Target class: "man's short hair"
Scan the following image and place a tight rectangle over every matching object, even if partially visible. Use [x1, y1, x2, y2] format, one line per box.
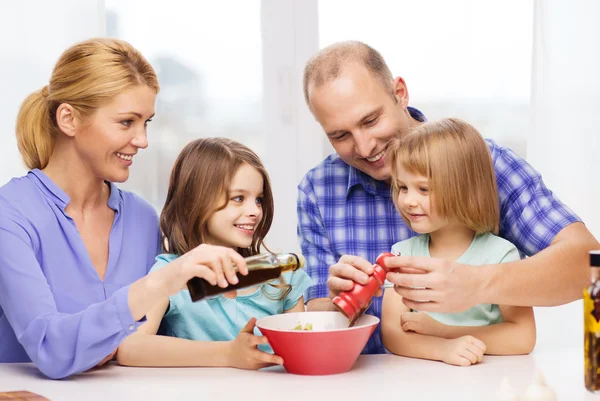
[303, 41, 396, 112]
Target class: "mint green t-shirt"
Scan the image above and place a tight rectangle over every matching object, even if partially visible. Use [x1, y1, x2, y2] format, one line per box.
[150, 253, 312, 352]
[390, 233, 521, 326]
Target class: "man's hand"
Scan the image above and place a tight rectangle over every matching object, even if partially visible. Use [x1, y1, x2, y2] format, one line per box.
[385, 255, 482, 313]
[327, 255, 382, 299]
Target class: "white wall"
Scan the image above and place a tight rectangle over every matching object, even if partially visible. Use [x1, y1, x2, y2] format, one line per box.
[529, 0, 600, 351]
[0, 1, 102, 186]
[261, 0, 324, 253]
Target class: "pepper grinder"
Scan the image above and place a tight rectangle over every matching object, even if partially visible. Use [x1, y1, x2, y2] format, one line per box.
[332, 252, 397, 326]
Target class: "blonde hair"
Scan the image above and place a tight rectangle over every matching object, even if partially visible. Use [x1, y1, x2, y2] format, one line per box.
[388, 118, 499, 234]
[303, 41, 395, 111]
[15, 38, 159, 170]
[161, 138, 290, 300]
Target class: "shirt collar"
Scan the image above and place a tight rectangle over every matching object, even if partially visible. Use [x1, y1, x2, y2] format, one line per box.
[29, 169, 121, 212]
[346, 106, 427, 197]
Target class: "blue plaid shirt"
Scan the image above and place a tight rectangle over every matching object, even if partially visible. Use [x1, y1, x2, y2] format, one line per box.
[297, 108, 581, 354]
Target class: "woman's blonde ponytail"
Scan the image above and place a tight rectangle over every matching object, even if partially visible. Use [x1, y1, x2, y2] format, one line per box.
[15, 86, 54, 170]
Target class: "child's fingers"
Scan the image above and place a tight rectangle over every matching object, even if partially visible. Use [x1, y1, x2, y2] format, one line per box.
[401, 311, 418, 323]
[465, 343, 484, 363]
[254, 349, 284, 365]
[468, 336, 487, 353]
[249, 335, 269, 347]
[402, 321, 414, 332]
[239, 318, 257, 334]
[454, 355, 473, 366]
[458, 347, 479, 365]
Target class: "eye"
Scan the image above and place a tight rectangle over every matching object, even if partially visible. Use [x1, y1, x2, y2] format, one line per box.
[364, 117, 379, 127]
[256, 197, 263, 206]
[331, 132, 349, 141]
[144, 118, 153, 127]
[419, 187, 430, 194]
[231, 195, 244, 203]
[398, 185, 408, 192]
[120, 120, 133, 127]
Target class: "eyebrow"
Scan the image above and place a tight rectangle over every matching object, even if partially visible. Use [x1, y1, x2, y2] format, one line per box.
[117, 112, 156, 119]
[230, 189, 264, 195]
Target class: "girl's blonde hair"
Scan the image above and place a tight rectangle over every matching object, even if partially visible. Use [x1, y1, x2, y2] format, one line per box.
[388, 118, 499, 234]
[16, 38, 159, 170]
[161, 138, 290, 300]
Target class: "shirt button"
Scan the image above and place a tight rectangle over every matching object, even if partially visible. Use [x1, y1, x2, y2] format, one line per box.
[128, 324, 135, 331]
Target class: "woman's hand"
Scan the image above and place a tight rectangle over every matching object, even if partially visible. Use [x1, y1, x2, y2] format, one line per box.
[154, 244, 248, 297]
[227, 318, 284, 370]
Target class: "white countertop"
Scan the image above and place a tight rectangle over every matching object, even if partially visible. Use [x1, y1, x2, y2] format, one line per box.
[0, 349, 597, 401]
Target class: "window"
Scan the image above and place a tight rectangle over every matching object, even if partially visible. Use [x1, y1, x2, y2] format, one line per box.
[319, 0, 534, 156]
[106, 0, 265, 209]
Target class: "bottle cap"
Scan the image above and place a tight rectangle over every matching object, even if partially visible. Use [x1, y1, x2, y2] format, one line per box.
[591, 251, 600, 267]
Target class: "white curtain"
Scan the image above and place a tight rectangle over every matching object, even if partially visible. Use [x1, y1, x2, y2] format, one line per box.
[529, 0, 600, 351]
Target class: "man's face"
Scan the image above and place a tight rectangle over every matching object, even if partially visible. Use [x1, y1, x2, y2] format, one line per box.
[308, 63, 413, 182]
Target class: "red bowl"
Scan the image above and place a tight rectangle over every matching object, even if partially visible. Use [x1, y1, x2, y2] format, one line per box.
[256, 311, 379, 375]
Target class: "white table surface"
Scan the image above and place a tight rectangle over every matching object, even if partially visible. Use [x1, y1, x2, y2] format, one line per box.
[0, 349, 598, 401]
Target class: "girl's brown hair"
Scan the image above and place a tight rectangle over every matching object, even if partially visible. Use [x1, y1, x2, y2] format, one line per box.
[387, 118, 500, 234]
[161, 138, 290, 299]
[16, 38, 159, 170]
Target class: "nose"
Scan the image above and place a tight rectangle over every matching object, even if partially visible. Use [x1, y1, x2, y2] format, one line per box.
[402, 191, 418, 208]
[353, 131, 376, 158]
[245, 200, 261, 217]
[131, 127, 148, 149]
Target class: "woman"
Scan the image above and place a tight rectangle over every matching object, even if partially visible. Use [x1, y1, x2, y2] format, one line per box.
[0, 38, 244, 379]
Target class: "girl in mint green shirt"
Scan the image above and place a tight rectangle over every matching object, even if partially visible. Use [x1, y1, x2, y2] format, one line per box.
[382, 118, 536, 366]
[117, 138, 311, 370]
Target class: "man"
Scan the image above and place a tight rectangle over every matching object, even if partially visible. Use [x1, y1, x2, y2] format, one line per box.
[297, 41, 598, 354]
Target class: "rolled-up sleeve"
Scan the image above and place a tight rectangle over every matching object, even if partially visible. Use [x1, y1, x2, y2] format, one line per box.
[0, 213, 142, 379]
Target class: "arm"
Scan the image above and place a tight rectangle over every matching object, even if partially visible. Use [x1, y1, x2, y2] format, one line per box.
[401, 305, 536, 355]
[0, 209, 245, 379]
[484, 144, 597, 305]
[116, 298, 230, 367]
[387, 223, 597, 311]
[382, 289, 485, 366]
[0, 214, 146, 379]
[482, 222, 596, 306]
[117, 298, 282, 370]
[284, 296, 306, 313]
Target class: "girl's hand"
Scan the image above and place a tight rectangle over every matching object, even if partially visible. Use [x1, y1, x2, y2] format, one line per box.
[441, 336, 486, 366]
[227, 318, 284, 370]
[401, 311, 445, 337]
[154, 244, 248, 297]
